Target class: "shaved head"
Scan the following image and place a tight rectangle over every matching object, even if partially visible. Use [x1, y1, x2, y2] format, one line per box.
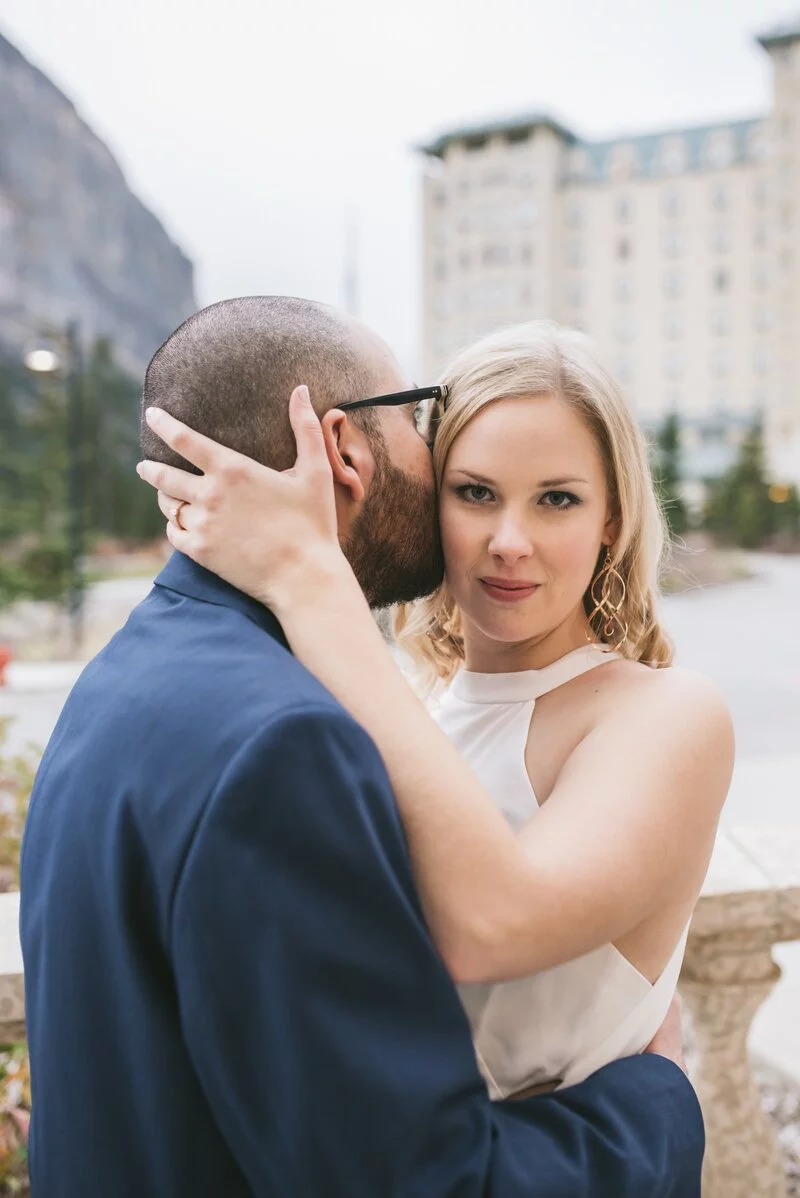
[141, 295, 390, 471]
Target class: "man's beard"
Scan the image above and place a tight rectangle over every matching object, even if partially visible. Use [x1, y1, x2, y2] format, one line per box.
[344, 445, 444, 610]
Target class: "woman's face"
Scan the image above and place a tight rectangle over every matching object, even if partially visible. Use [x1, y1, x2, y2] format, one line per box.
[439, 392, 617, 662]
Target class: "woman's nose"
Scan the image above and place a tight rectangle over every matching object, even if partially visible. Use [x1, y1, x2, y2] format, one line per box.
[488, 518, 533, 564]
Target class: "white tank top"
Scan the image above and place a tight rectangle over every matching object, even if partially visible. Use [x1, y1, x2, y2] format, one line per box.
[431, 643, 688, 1098]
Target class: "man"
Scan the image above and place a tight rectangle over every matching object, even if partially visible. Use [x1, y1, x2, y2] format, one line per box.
[21, 296, 703, 1196]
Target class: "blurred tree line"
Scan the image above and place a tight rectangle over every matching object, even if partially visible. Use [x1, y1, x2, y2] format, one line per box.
[0, 338, 161, 607]
[652, 413, 800, 548]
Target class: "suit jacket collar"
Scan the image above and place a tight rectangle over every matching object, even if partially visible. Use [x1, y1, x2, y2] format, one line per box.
[154, 552, 289, 648]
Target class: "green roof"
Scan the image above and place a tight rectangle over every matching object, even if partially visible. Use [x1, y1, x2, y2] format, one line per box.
[420, 113, 577, 157]
[757, 18, 800, 51]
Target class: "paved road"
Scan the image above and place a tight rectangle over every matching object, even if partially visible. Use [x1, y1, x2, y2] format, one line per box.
[663, 553, 800, 825]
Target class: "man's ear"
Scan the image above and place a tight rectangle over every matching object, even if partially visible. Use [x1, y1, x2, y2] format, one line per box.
[319, 409, 376, 506]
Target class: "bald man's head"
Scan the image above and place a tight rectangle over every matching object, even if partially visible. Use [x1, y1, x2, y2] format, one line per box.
[140, 296, 394, 471]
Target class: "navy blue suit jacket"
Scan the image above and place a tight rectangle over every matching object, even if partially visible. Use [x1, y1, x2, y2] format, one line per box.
[21, 553, 704, 1196]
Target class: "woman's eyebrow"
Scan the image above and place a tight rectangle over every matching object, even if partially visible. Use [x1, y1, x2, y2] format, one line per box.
[448, 468, 497, 486]
[448, 468, 589, 488]
[537, 477, 589, 487]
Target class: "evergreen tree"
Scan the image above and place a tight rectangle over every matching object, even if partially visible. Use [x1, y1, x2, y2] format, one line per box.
[703, 423, 775, 549]
[652, 413, 689, 536]
[0, 337, 162, 607]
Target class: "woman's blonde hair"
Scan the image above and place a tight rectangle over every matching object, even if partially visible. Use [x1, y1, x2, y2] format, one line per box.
[394, 321, 673, 691]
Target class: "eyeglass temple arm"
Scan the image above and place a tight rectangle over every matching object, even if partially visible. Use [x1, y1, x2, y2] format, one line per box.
[340, 385, 448, 412]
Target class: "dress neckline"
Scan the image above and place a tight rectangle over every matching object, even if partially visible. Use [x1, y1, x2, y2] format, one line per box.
[448, 643, 620, 705]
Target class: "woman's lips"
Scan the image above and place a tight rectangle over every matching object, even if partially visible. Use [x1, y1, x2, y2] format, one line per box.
[479, 578, 541, 604]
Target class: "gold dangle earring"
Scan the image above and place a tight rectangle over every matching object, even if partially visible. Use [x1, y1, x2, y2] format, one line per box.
[587, 548, 629, 650]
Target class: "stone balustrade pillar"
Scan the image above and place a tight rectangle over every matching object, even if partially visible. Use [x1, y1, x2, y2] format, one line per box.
[681, 827, 800, 1198]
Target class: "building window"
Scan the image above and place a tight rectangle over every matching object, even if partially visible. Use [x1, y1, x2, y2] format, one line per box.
[748, 126, 769, 161]
[614, 275, 634, 303]
[752, 178, 768, 208]
[713, 268, 731, 293]
[458, 214, 471, 234]
[662, 189, 682, 219]
[665, 350, 684, 380]
[568, 149, 590, 180]
[615, 358, 635, 385]
[781, 202, 794, 231]
[507, 127, 531, 146]
[663, 310, 685, 340]
[459, 252, 471, 271]
[433, 260, 447, 281]
[662, 228, 684, 257]
[432, 188, 447, 207]
[710, 307, 731, 335]
[457, 179, 471, 197]
[753, 261, 769, 291]
[614, 315, 635, 343]
[781, 246, 794, 272]
[565, 201, 584, 229]
[432, 218, 448, 246]
[711, 225, 732, 253]
[611, 145, 637, 183]
[711, 347, 732, 378]
[616, 237, 633, 261]
[753, 348, 772, 377]
[753, 223, 768, 251]
[520, 242, 534, 266]
[754, 308, 773, 333]
[483, 243, 510, 266]
[519, 283, 535, 305]
[705, 129, 735, 170]
[518, 169, 537, 188]
[615, 195, 633, 223]
[711, 183, 731, 213]
[464, 135, 488, 153]
[565, 279, 584, 307]
[663, 270, 684, 299]
[660, 136, 688, 174]
[483, 171, 508, 188]
[566, 238, 585, 268]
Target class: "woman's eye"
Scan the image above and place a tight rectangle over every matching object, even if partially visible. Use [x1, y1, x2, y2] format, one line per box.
[541, 490, 579, 510]
[456, 484, 494, 504]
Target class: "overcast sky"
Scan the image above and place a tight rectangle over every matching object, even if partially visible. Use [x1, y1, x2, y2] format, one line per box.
[0, 0, 780, 373]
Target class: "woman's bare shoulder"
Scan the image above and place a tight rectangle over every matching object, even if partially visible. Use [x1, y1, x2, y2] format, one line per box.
[592, 658, 734, 760]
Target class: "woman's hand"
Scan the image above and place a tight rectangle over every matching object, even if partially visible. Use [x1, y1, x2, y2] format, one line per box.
[137, 385, 349, 612]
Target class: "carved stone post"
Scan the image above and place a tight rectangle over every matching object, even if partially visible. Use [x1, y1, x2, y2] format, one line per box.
[681, 936, 785, 1198]
[681, 827, 800, 1198]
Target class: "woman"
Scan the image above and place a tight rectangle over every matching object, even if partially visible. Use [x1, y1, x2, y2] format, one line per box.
[138, 321, 733, 1099]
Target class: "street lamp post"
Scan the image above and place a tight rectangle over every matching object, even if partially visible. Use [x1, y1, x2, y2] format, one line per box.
[23, 322, 86, 657]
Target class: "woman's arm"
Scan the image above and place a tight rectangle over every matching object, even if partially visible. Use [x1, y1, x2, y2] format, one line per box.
[138, 395, 733, 984]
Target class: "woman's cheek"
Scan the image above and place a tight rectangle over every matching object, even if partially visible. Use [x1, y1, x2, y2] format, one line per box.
[439, 501, 476, 578]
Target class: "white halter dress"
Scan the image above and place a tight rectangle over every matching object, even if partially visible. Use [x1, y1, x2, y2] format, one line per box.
[431, 643, 688, 1098]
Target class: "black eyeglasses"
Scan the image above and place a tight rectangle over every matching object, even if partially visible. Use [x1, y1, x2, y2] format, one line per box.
[339, 384, 449, 443]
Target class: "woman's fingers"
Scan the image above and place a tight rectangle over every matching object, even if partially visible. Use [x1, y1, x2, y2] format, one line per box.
[157, 491, 186, 523]
[144, 407, 227, 475]
[137, 460, 203, 503]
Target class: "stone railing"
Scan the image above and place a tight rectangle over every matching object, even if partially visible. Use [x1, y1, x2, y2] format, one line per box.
[681, 826, 800, 1198]
[0, 891, 23, 1042]
[0, 828, 798, 1194]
